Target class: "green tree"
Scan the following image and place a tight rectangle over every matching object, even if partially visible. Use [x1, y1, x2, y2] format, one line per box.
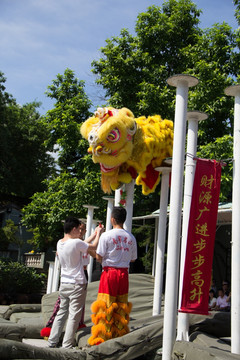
[90, 0, 238, 271]
[0, 219, 21, 251]
[23, 1, 239, 253]
[22, 70, 105, 250]
[22, 172, 104, 251]
[92, 1, 239, 142]
[43, 68, 93, 175]
[197, 135, 233, 202]
[0, 72, 55, 199]
[91, 0, 239, 209]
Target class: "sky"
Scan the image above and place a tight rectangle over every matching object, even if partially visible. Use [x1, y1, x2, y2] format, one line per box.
[0, 0, 238, 115]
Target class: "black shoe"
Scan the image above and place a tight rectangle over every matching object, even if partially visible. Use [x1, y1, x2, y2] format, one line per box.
[48, 343, 59, 348]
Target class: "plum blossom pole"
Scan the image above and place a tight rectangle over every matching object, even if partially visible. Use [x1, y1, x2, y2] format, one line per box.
[83, 204, 99, 283]
[46, 261, 54, 294]
[225, 85, 240, 355]
[177, 111, 208, 341]
[103, 196, 114, 231]
[114, 180, 135, 232]
[152, 165, 171, 315]
[162, 75, 199, 360]
[114, 188, 122, 206]
[51, 255, 60, 292]
[124, 180, 135, 232]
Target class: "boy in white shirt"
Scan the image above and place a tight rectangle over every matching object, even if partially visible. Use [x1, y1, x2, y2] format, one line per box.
[88, 206, 137, 346]
[48, 216, 103, 349]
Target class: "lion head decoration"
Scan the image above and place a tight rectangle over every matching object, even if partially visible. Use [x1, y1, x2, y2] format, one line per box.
[80, 107, 173, 195]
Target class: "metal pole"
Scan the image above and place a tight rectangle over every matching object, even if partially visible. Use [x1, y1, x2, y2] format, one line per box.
[52, 255, 60, 292]
[225, 85, 240, 355]
[162, 74, 198, 360]
[177, 111, 208, 341]
[46, 261, 54, 294]
[103, 196, 114, 231]
[114, 188, 121, 206]
[83, 204, 99, 283]
[153, 167, 171, 315]
[124, 180, 135, 232]
[152, 217, 159, 277]
[87, 219, 98, 283]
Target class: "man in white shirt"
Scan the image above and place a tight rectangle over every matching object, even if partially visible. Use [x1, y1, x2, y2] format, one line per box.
[88, 206, 137, 346]
[216, 288, 230, 311]
[48, 216, 103, 349]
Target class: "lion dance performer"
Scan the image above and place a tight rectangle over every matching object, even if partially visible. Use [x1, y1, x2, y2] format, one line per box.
[88, 206, 137, 345]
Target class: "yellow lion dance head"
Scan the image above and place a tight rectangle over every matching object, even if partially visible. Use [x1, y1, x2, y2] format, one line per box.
[80, 107, 173, 195]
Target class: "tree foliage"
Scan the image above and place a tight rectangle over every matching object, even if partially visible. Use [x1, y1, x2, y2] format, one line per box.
[92, 0, 240, 144]
[22, 70, 106, 250]
[0, 219, 21, 251]
[91, 0, 239, 214]
[0, 72, 55, 199]
[43, 68, 93, 175]
[22, 0, 240, 252]
[197, 135, 233, 202]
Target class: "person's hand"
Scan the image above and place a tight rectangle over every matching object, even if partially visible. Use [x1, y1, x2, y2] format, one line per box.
[95, 224, 105, 234]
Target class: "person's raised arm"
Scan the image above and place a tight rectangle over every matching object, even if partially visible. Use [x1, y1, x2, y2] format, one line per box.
[87, 225, 104, 253]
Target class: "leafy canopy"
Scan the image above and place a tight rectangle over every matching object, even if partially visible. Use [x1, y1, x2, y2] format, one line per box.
[0, 72, 55, 199]
[22, 70, 105, 250]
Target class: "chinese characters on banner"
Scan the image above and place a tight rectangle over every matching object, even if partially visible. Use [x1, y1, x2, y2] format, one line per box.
[180, 159, 222, 315]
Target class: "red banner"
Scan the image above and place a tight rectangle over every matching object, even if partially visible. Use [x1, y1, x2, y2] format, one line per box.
[180, 159, 222, 315]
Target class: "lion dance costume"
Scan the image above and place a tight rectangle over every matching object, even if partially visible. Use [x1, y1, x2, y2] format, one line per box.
[80, 107, 174, 195]
[80, 107, 173, 345]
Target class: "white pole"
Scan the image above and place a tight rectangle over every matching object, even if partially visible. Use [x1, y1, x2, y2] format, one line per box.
[103, 196, 114, 231]
[152, 217, 159, 277]
[224, 85, 240, 355]
[52, 255, 60, 292]
[87, 219, 98, 283]
[177, 111, 208, 341]
[46, 261, 54, 294]
[124, 180, 135, 232]
[162, 74, 198, 360]
[83, 204, 99, 283]
[114, 188, 122, 206]
[153, 167, 171, 315]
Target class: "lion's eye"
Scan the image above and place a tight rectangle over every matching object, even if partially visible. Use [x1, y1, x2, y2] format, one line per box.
[106, 128, 120, 143]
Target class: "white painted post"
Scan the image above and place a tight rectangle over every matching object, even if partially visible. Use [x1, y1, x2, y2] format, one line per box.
[83, 205, 99, 283]
[177, 111, 208, 341]
[114, 188, 122, 206]
[52, 254, 60, 292]
[152, 166, 171, 315]
[152, 217, 159, 277]
[87, 219, 98, 283]
[224, 85, 240, 355]
[103, 196, 114, 231]
[162, 74, 199, 360]
[124, 180, 135, 232]
[46, 261, 54, 294]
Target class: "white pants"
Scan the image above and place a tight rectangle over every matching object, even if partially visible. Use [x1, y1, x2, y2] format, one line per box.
[48, 282, 87, 348]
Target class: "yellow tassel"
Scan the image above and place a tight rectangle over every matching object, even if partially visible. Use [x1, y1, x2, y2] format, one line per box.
[88, 336, 105, 346]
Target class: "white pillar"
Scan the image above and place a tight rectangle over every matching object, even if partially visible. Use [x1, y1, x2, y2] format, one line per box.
[152, 217, 159, 277]
[103, 196, 114, 231]
[52, 254, 60, 292]
[177, 111, 208, 341]
[153, 166, 171, 315]
[46, 261, 54, 294]
[83, 204, 99, 283]
[124, 180, 135, 232]
[225, 85, 240, 355]
[88, 219, 98, 283]
[114, 188, 122, 206]
[162, 74, 199, 360]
